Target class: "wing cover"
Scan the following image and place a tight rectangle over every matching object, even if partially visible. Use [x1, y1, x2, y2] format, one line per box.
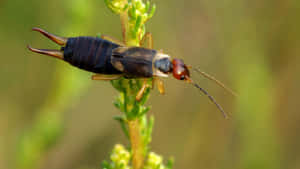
[111, 47, 157, 78]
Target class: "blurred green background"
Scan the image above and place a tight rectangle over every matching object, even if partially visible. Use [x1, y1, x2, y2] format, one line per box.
[1, 0, 300, 169]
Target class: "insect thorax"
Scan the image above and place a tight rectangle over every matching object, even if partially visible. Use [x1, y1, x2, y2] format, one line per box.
[153, 53, 172, 77]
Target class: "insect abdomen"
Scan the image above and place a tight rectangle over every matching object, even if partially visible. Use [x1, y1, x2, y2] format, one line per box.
[63, 37, 121, 74]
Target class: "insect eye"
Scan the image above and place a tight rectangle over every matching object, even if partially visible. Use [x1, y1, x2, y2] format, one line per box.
[180, 75, 185, 80]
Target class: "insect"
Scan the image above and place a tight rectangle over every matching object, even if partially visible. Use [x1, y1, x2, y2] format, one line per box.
[28, 27, 236, 118]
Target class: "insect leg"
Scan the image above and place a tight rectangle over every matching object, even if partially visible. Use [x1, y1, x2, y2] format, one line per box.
[136, 79, 150, 101]
[101, 35, 126, 46]
[27, 45, 63, 59]
[134, 33, 154, 101]
[32, 27, 67, 46]
[154, 77, 165, 95]
[140, 32, 153, 49]
[91, 74, 123, 80]
[120, 12, 127, 44]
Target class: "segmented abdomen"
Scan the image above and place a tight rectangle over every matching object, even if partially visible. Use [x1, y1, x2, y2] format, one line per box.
[63, 37, 122, 74]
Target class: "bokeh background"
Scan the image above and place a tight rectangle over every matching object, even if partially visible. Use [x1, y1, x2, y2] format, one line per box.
[1, 0, 299, 169]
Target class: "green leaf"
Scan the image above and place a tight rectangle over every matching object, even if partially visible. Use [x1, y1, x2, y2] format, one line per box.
[145, 1, 150, 13]
[115, 115, 130, 139]
[166, 157, 175, 169]
[134, 15, 143, 34]
[145, 115, 154, 145]
[138, 106, 150, 118]
[129, 3, 137, 19]
[111, 79, 124, 92]
[138, 86, 151, 106]
[101, 160, 111, 169]
[148, 4, 156, 19]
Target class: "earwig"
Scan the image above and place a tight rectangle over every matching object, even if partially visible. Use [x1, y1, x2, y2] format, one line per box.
[28, 27, 236, 118]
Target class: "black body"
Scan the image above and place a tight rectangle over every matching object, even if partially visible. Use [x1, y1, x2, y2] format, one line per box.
[63, 37, 122, 74]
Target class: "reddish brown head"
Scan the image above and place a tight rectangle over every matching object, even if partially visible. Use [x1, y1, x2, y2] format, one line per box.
[172, 58, 191, 81]
[155, 56, 233, 119]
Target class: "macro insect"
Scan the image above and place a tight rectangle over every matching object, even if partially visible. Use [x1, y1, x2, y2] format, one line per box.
[28, 27, 236, 118]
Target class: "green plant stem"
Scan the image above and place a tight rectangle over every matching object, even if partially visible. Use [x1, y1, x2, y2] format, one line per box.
[104, 1, 173, 169]
[120, 9, 145, 169]
[128, 119, 144, 169]
[120, 11, 128, 44]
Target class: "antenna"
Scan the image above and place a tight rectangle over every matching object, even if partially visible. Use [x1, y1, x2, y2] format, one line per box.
[185, 77, 230, 119]
[193, 68, 237, 97]
[192, 82, 229, 119]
